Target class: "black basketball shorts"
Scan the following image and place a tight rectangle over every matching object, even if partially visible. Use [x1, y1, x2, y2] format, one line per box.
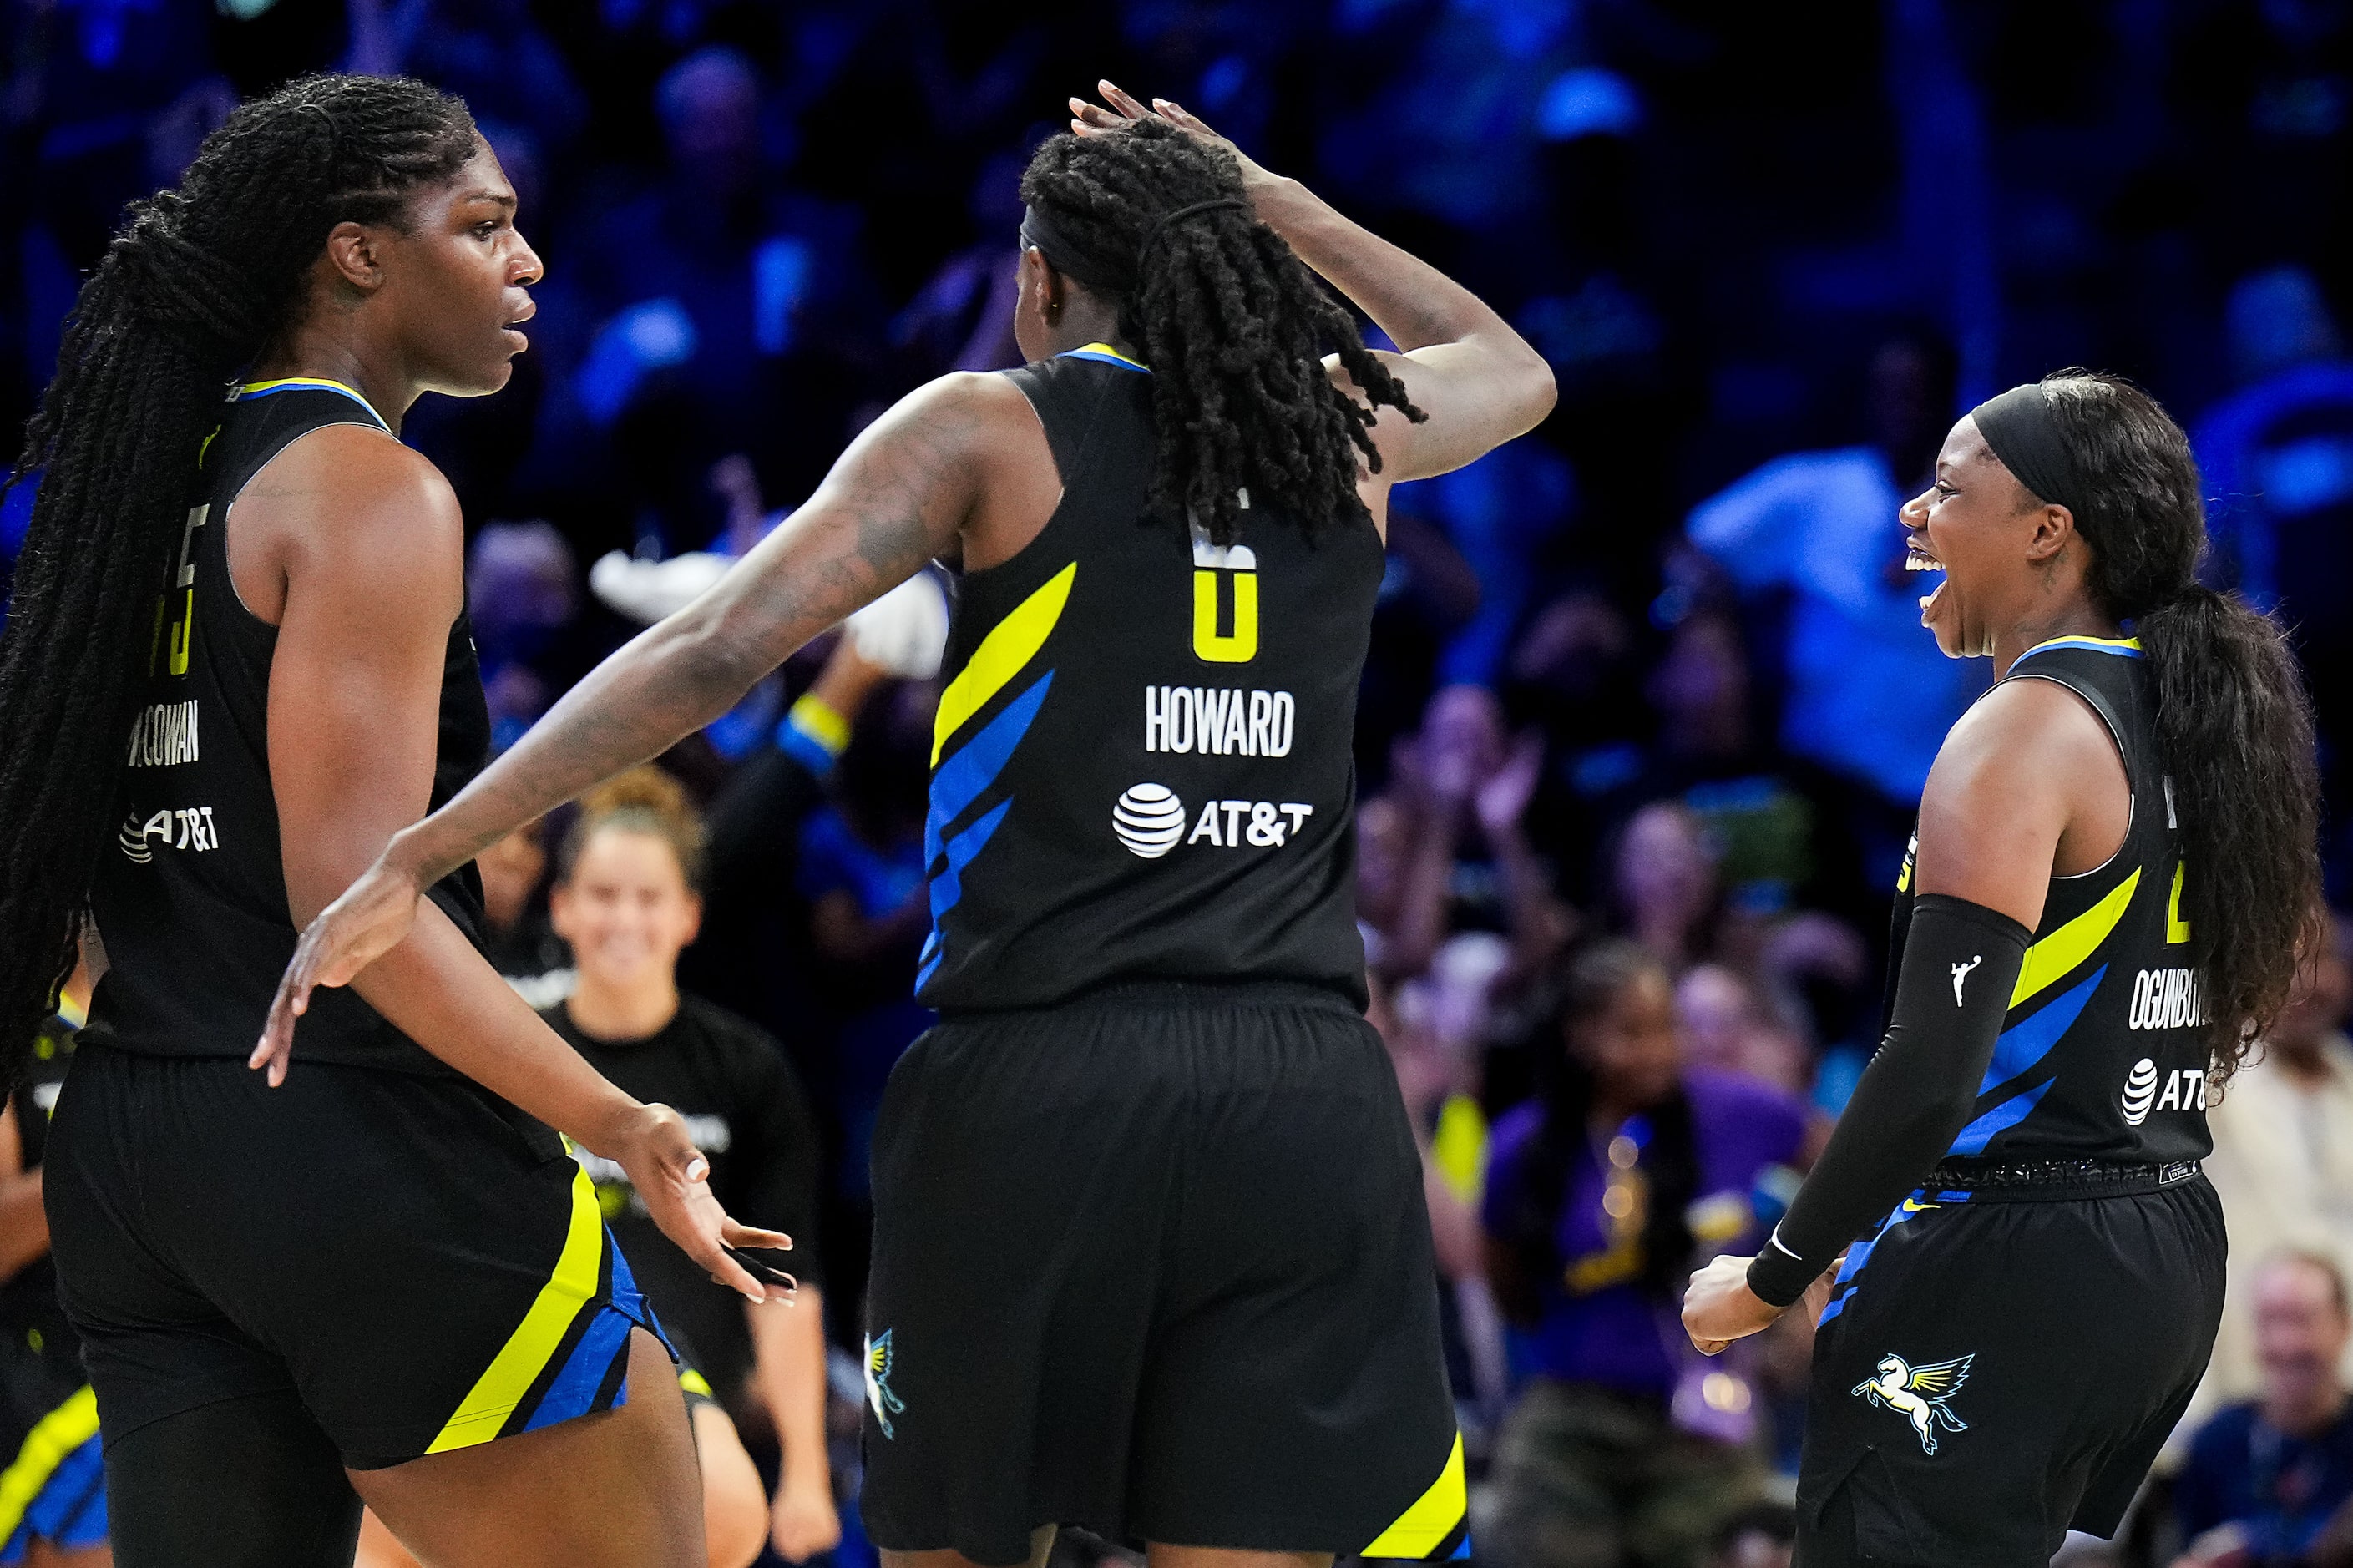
[1796, 1166, 2224, 1567]
[859, 982, 1466, 1566]
[43, 1043, 670, 1469]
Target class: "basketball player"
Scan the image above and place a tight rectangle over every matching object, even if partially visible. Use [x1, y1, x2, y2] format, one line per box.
[0, 76, 787, 1566]
[1682, 373, 2321, 1565]
[263, 82, 1555, 1567]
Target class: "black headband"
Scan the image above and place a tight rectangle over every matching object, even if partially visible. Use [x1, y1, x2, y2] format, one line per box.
[1970, 382, 2089, 518]
[1019, 204, 1124, 292]
[1020, 197, 1248, 297]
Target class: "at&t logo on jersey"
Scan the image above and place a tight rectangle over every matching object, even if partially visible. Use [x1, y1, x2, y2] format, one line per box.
[118, 806, 219, 863]
[2119, 1056, 2208, 1125]
[1114, 784, 1187, 858]
[1112, 785, 1314, 858]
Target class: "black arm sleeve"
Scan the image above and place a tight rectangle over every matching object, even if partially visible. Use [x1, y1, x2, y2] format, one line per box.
[1745, 893, 2032, 1307]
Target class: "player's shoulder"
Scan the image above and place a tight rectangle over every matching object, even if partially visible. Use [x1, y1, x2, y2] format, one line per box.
[249, 422, 460, 568]
[1932, 666, 2116, 799]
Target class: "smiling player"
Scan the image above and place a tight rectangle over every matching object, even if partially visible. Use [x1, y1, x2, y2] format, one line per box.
[1683, 372, 2321, 1565]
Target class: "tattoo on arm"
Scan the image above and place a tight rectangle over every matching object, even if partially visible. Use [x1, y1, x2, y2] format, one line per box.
[402, 379, 980, 883]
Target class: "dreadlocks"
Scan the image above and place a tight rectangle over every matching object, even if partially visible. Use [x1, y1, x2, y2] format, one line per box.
[1019, 118, 1424, 546]
[0, 74, 478, 1092]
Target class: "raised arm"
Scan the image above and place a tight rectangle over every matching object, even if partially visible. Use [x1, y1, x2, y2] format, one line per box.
[258, 372, 1008, 1053]
[1076, 82, 1556, 485]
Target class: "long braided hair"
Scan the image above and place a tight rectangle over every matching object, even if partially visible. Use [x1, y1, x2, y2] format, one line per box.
[0, 75, 478, 1090]
[2037, 371, 2320, 1080]
[1019, 118, 1424, 546]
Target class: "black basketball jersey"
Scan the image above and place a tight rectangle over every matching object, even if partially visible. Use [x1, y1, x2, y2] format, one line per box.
[914, 346, 1383, 1013]
[83, 379, 489, 1072]
[1890, 635, 2211, 1166]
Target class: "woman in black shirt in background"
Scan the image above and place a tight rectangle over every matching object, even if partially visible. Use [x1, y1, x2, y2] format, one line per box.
[542, 768, 837, 1566]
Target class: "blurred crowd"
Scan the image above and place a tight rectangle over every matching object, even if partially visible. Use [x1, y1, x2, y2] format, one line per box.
[8, 1, 2353, 1565]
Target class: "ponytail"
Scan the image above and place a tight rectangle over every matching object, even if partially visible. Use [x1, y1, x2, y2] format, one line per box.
[2037, 372, 2321, 1078]
[0, 75, 476, 1091]
[1018, 119, 1424, 545]
[2137, 582, 2320, 1077]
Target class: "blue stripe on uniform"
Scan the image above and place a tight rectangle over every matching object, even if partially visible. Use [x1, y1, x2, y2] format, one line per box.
[923, 671, 1054, 866]
[1947, 1079, 2058, 1156]
[1977, 965, 2105, 1095]
[522, 1308, 635, 1434]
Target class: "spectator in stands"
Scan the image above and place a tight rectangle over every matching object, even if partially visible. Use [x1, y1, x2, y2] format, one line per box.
[798, 673, 934, 1205]
[2200, 908, 2353, 1409]
[1369, 969, 1510, 1423]
[1610, 802, 1726, 974]
[557, 46, 875, 539]
[539, 769, 838, 1565]
[467, 520, 581, 755]
[1481, 942, 1807, 1568]
[1685, 333, 1971, 893]
[353, 0, 590, 152]
[1372, 685, 1573, 984]
[1675, 964, 1806, 1095]
[2173, 1252, 2353, 1567]
[2196, 268, 2353, 887]
[1396, 439, 1579, 689]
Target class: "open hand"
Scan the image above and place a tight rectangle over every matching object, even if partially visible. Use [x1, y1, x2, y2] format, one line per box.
[610, 1102, 794, 1306]
[1475, 730, 1546, 837]
[253, 853, 427, 1085]
[1066, 80, 1278, 193]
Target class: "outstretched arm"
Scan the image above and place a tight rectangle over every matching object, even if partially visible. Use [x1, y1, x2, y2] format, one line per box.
[1075, 82, 1556, 484]
[257, 373, 1002, 1056]
[256, 427, 789, 1299]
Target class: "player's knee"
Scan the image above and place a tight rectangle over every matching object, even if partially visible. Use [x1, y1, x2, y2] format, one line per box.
[690, 1403, 767, 1568]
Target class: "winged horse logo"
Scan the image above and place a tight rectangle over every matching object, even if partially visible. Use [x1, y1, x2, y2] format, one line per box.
[1853, 1352, 1973, 1455]
[865, 1331, 907, 1439]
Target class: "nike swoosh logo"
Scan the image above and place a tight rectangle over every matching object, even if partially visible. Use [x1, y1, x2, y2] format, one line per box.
[1900, 1197, 1940, 1213]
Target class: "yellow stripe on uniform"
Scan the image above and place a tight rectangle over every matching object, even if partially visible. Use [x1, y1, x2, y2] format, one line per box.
[680, 1368, 715, 1399]
[929, 563, 1076, 765]
[2021, 634, 2144, 655]
[0, 1386, 99, 1544]
[1363, 1432, 1466, 1558]
[425, 1166, 604, 1454]
[2011, 867, 2141, 1009]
